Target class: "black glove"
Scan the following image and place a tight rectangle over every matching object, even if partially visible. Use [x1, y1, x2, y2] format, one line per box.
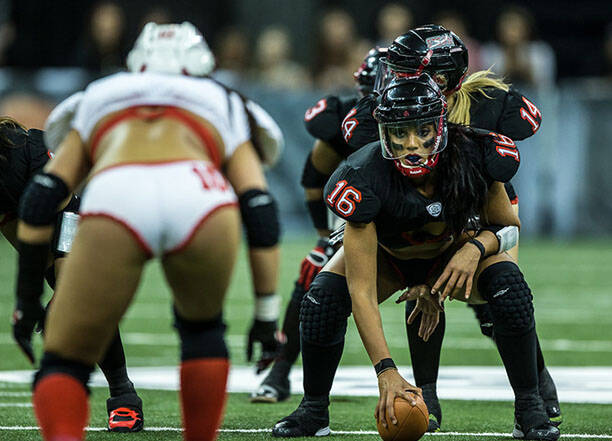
[12, 298, 45, 365]
[246, 319, 283, 374]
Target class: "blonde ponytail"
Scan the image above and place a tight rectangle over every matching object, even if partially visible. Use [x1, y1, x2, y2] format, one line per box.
[447, 69, 510, 126]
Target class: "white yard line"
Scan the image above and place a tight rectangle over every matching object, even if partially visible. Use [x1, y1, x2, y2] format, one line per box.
[0, 392, 31, 397]
[0, 403, 32, 407]
[0, 426, 610, 438]
[2, 366, 612, 404]
[1, 333, 611, 353]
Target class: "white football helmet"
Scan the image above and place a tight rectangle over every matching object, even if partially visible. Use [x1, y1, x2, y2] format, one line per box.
[127, 22, 215, 76]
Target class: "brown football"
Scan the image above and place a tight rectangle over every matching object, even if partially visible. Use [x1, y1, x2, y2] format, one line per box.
[376, 394, 428, 441]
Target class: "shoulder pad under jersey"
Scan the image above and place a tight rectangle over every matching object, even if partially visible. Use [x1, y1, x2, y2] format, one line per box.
[44, 92, 83, 152]
[481, 132, 521, 183]
[498, 88, 542, 140]
[324, 159, 381, 224]
[343, 94, 379, 150]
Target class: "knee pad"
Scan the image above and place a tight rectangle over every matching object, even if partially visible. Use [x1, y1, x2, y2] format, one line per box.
[477, 261, 534, 337]
[238, 189, 280, 248]
[18, 173, 69, 226]
[300, 272, 351, 346]
[174, 310, 228, 361]
[467, 303, 495, 339]
[34, 352, 93, 391]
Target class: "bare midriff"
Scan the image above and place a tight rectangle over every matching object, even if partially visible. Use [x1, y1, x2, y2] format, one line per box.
[87, 106, 226, 176]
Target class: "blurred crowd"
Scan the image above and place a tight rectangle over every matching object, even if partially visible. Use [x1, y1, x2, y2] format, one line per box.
[0, 1, 610, 129]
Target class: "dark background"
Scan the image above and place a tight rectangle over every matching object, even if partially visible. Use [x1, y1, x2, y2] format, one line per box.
[4, 0, 611, 79]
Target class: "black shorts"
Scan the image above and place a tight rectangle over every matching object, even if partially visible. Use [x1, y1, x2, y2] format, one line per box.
[381, 251, 444, 288]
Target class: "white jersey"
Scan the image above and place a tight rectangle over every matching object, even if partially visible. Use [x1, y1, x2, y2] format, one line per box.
[71, 72, 251, 160]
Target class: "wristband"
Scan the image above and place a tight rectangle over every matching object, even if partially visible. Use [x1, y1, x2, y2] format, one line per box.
[254, 293, 280, 322]
[374, 358, 397, 377]
[468, 238, 486, 259]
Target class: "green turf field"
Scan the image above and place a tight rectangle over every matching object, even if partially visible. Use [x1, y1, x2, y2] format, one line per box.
[1, 237, 611, 440]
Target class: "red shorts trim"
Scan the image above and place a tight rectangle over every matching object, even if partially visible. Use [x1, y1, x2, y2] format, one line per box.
[510, 196, 519, 205]
[79, 212, 154, 258]
[164, 202, 238, 256]
[90, 106, 221, 167]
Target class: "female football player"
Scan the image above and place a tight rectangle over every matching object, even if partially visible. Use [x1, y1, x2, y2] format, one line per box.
[341, 24, 559, 431]
[272, 75, 559, 441]
[252, 47, 387, 403]
[0, 116, 144, 432]
[15, 22, 278, 441]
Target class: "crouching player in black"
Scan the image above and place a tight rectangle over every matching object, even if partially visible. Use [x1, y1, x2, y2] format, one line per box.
[251, 47, 387, 402]
[272, 75, 560, 440]
[342, 24, 560, 431]
[0, 117, 144, 432]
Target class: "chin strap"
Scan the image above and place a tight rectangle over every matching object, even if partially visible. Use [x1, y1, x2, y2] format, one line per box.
[393, 153, 439, 177]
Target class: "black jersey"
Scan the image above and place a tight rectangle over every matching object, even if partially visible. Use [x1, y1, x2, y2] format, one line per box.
[304, 94, 359, 158]
[342, 86, 542, 150]
[0, 127, 51, 216]
[324, 133, 520, 250]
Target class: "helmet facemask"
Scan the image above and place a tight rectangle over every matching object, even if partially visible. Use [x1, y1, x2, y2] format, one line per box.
[374, 74, 448, 177]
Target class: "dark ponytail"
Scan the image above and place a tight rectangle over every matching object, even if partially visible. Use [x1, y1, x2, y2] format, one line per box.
[435, 124, 488, 237]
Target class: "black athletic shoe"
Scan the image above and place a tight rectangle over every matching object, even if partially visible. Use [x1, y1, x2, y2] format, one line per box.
[512, 421, 560, 440]
[251, 369, 291, 403]
[272, 398, 330, 437]
[538, 368, 562, 427]
[421, 383, 442, 432]
[513, 395, 559, 441]
[107, 392, 144, 432]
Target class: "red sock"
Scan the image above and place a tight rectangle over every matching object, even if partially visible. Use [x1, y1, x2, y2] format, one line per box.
[180, 358, 229, 441]
[33, 373, 89, 441]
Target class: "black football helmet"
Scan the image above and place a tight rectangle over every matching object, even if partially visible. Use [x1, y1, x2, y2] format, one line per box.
[353, 46, 388, 96]
[374, 73, 448, 177]
[374, 24, 468, 94]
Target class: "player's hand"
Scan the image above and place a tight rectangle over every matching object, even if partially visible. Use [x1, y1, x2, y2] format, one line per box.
[431, 242, 481, 301]
[376, 369, 421, 428]
[401, 285, 444, 341]
[246, 319, 284, 374]
[297, 237, 336, 291]
[12, 299, 45, 365]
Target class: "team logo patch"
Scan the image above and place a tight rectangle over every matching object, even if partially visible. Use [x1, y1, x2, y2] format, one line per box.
[426, 202, 442, 217]
[426, 34, 453, 49]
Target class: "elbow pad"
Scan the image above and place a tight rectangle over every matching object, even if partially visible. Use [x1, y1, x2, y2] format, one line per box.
[18, 173, 69, 226]
[238, 189, 280, 248]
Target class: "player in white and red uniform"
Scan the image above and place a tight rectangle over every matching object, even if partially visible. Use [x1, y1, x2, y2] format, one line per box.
[13, 22, 280, 441]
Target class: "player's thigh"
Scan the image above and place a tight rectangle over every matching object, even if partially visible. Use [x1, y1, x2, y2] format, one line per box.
[162, 205, 241, 321]
[44, 217, 148, 364]
[321, 246, 404, 303]
[446, 253, 512, 304]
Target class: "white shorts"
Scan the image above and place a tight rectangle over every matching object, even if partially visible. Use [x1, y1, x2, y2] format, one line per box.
[80, 160, 238, 256]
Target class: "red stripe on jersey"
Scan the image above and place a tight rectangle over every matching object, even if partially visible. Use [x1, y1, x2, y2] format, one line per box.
[90, 106, 222, 167]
